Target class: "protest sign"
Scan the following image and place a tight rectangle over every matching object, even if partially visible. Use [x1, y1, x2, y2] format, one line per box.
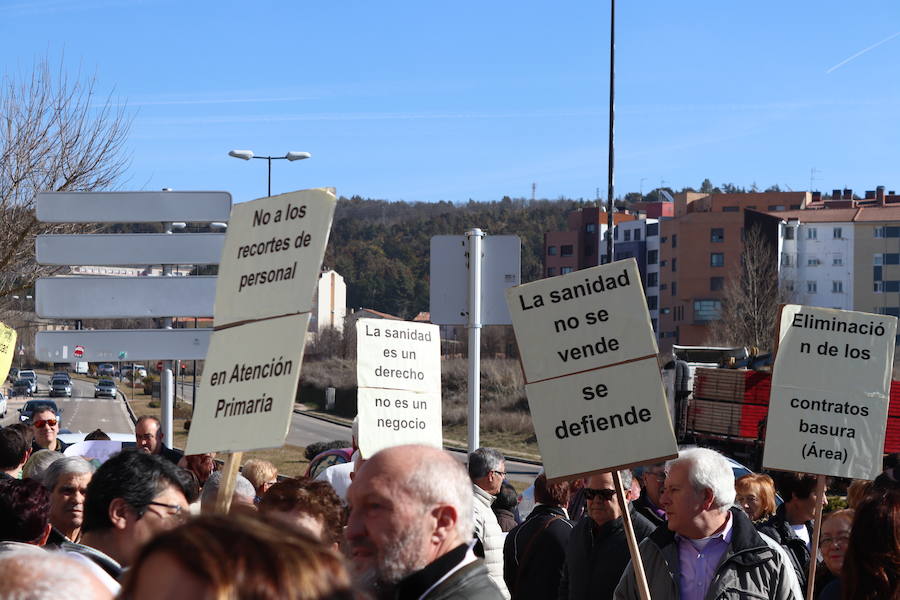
[506, 259, 677, 481]
[764, 304, 897, 480]
[356, 318, 442, 457]
[214, 188, 336, 327]
[0, 323, 16, 384]
[185, 313, 309, 455]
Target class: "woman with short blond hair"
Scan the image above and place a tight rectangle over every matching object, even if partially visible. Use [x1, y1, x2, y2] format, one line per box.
[734, 473, 777, 522]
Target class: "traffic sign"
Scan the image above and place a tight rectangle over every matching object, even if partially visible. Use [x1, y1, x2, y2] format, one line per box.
[37, 191, 232, 223]
[73, 345, 85, 358]
[36, 329, 212, 361]
[37, 233, 225, 265]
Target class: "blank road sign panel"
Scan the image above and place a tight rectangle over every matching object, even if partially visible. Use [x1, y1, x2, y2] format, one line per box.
[36, 276, 216, 318]
[36, 329, 212, 361]
[37, 191, 232, 223]
[37, 233, 226, 266]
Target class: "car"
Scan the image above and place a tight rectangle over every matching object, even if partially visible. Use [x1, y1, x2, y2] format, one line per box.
[0, 390, 7, 418]
[94, 379, 118, 398]
[120, 365, 148, 381]
[304, 447, 353, 479]
[18, 399, 61, 424]
[17, 370, 37, 394]
[49, 377, 73, 398]
[7, 367, 19, 383]
[97, 363, 116, 377]
[51, 371, 71, 384]
[12, 379, 34, 397]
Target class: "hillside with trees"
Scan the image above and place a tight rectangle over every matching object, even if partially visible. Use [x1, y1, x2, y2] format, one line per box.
[323, 196, 590, 318]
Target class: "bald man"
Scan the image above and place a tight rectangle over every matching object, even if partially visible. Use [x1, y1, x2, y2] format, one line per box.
[346, 444, 503, 600]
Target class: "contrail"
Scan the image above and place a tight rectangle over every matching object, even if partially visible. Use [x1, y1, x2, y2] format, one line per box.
[826, 30, 900, 73]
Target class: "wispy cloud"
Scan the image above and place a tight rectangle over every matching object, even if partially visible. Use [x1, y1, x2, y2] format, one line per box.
[99, 95, 317, 108]
[826, 30, 900, 73]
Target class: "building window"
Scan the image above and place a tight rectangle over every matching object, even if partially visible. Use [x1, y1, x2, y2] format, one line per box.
[769, 205, 786, 211]
[660, 236, 668, 243]
[651, 318, 657, 331]
[671, 282, 677, 296]
[710, 228, 725, 243]
[784, 227, 795, 240]
[561, 245, 574, 257]
[710, 253, 724, 267]
[807, 228, 817, 240]
[584, 244, 594, 256]
[547, 267, 556, 276]
[647, 296, 658, 310]
[647, 223, 659, 237]
[879, 307, 900, 317]
[647, 250, 658, 265]
[634, 229, 641, 241]
[547, 246, 557, 256]
[660, 260, 667, 267]
[807, 281, 817, 293]
[781, 253, 792, 267]
[886, 254, 900, 265]
[874, 254, 884, 266]
[784, 280, 794, 292]
[875, 266, 883, 281]
[875, 226, 885, 238]
[875, 281, 884, 293]
[586, 223, 597, 233]
[710, 277, 724, 291]
[561, 266, 574, 274]
[832, 281, 843, 293]
[722, 206, 739, 212]
[833, 227, 842, 239]
[624, 230, 631, 242]
[808, 258, 821, 266]
[647, 272, 658, 287]
[833, 255, 842, 266]
[672, 234, 678, 248]
[693, 300, 722, 322]
[614, 228, 619, 240]
[660, 283, 667, 291]
[672, 258, 677, 272]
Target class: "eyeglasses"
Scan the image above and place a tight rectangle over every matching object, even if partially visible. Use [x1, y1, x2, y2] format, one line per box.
[583, 488, 617, 501]
[491, 470, 507, 478]
[33, 419, 58, 428]
[819, 534, 850, 547]
[140, 501, 185, 521]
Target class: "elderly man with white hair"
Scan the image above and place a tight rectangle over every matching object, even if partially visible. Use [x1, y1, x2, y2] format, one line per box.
[615, 448, 801, 600]
[346, 444, 504, 600]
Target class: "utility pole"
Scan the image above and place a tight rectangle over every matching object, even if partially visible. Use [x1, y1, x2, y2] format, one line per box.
[531, 182, 536, 202]
[606, 0, 616, 266]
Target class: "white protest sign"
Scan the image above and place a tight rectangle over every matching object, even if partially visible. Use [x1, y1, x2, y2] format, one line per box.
[764, 305, 897, 480]
[356, 319, 442, 457]
[507, 260, 658, 382]
[214, 189, 336, 327]
[185, 313, 310, 455]
[506, 258, 677, 480]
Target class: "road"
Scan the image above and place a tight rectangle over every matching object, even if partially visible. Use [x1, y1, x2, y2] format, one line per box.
[1, 375, 134, 435]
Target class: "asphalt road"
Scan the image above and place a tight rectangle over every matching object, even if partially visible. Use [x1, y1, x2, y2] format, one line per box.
[1, 375, 134, 435]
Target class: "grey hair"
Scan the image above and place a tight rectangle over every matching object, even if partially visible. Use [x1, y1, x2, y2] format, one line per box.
[42, 457, 95, 492]
[467, 447, 504, 480]
[667, 447, 735, 512]
[22, 450, 64, 484]
[0, 551, 107, 600]
[400, 446, 474, 540]
[618, 469, 633, 491]
[200, 471, 255, 506]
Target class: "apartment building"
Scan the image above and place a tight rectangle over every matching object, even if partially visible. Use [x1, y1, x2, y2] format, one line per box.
[543, 206, 635, 277]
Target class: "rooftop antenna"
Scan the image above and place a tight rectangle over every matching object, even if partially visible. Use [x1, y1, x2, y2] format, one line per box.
[809, 167, 820, 192]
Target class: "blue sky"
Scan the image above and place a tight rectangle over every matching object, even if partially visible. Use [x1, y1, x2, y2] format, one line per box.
[2, 1, 900, 204]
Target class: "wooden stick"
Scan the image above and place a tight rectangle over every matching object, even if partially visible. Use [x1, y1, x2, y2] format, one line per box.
[214, 451, 243, 515]
[614, 470, 652, 600]
[805, 475, 827, 600]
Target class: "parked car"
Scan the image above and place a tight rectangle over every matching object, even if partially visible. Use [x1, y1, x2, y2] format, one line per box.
[49, 376, 73, 398]
[304, 447, 353, 479]
[7, 367, 19, 383]
[0, 390, 7, 418]
[18, 399, 61, 423]
[12, 378, 34, 397]
[120, 365, 148, 380]
[97, 363, 116, 377]
[94, 379, 118, 399]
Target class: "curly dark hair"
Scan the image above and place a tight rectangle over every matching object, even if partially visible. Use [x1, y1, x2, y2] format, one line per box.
[259, 477, 344, 545]
[0, 478, 50, 542]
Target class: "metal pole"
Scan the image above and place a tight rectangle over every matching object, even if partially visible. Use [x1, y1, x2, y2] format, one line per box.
[267, 157, 272, 197]
[606, 0, 616, 264]
[192, 317, 197, 417]
[160, 220, 175, 447]
[466, 228, 485, 453]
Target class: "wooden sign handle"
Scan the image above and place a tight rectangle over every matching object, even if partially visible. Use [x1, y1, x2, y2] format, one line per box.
[614, 471, 652, 600]
[805, 475, 826, 600]
[214, 452, 243, 514]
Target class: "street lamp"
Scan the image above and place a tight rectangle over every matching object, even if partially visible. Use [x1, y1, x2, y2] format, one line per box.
[228, 150, 312, 197]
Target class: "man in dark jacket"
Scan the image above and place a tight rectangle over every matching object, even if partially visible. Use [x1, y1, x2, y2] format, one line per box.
[346, 444, 503, 600]
[503, 473, 573, 599]
[757, 472, 823, 590]
[633, 462, 666, 528]
[558, 469, 655, 600]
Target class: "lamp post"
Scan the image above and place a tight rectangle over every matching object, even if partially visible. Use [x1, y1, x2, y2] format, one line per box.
[228, 150, 311, 197]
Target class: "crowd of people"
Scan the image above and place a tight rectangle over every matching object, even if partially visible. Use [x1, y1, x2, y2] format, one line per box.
[1, 403, 898, 599]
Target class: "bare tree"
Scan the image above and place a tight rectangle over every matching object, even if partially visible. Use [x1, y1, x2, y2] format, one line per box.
[0, 58, 131, 304]
[707, 225, 793, 351]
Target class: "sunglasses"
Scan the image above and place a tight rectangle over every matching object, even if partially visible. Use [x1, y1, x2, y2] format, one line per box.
[583, 488, 617, 501]
[33, 419, 58, 428]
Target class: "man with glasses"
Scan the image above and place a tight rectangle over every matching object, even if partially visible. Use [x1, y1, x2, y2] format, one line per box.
[634, 462, 667, 527]
[60, 449, 190, 595]
[468, 447, 510, 599]
[134, 415, 183, 464]
[559, 469, 654, 599]
[31, 405, 69, 453]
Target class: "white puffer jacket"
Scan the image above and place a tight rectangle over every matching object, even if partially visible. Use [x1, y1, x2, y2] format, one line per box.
[472, 484, 510, 599]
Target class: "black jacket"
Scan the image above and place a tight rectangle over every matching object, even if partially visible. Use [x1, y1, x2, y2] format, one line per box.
[395, 543, 503, 600]
[632, 490, 666, 529]
[503, 505, 574, 599]
[559, 507, 656, 600]
[756, 503, 812, 589]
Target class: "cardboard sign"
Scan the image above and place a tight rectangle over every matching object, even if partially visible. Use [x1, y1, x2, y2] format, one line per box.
[185, 313, 309, 455]
[214, 189, 336, 327]
[506, 259, 677, 480]
[764, 305, 897, 480]
[0, 323, 16, 384]
[356, 319, 442, 457]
